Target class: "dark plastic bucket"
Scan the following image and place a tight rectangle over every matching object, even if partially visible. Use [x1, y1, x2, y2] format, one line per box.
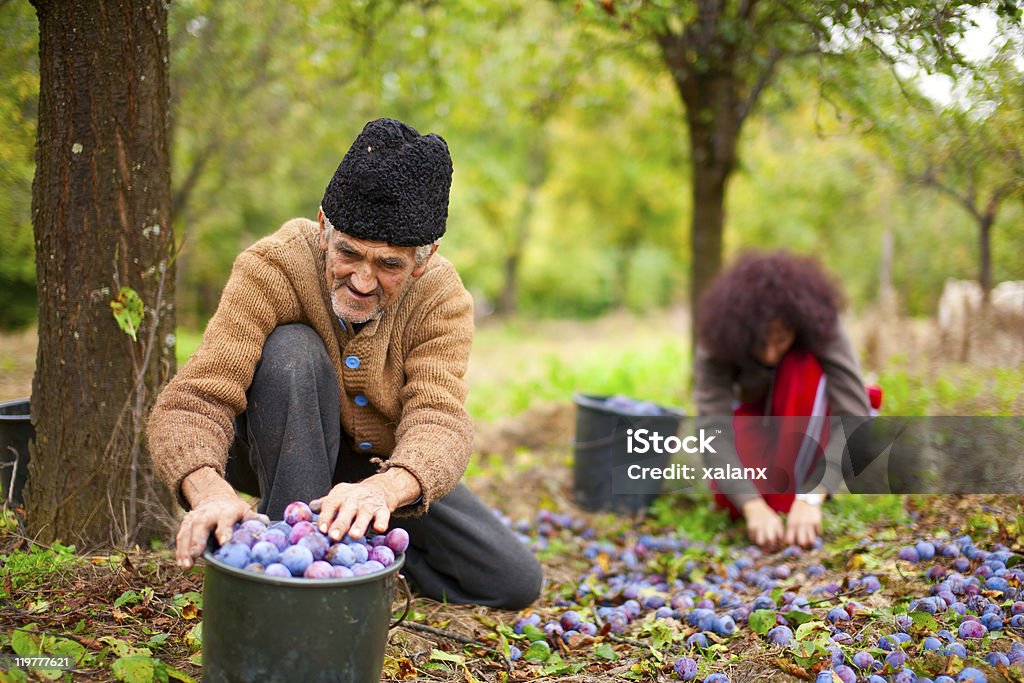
[202, 550, 406, 683]
[572, 393, 685, 513]
[0, 398, 32, 506]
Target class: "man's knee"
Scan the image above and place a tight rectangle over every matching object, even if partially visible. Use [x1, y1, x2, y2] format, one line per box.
[254, 324, 332, 387]
[493, 552, 544, 610]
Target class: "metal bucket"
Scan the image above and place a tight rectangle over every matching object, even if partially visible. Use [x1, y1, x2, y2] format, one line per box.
[572, 393, 685, 513]
[202, 549, 408, 683]
[0, 398, 32, 506]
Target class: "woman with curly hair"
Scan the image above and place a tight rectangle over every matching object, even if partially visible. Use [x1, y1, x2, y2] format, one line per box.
[694, 250, 874, 551]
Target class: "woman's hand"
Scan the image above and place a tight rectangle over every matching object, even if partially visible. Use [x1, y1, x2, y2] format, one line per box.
[784, 499, 822, 548]
[741, 498, 784, 551]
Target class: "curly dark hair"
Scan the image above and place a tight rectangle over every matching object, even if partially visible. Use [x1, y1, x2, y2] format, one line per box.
[696, 250, 844, 366]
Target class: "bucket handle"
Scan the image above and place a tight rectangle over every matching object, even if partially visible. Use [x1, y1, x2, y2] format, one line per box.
[390, 573, 412, 630]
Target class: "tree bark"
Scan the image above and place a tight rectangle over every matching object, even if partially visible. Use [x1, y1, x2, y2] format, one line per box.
[979, 213, 993, 301]
[29, 0, 176, 547]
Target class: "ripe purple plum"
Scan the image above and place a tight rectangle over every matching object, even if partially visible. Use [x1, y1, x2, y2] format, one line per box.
[767, 626, 793, 646]
[332, 565, 355, 578]
[214, 541, 251, 569]
[357, 559, 386, 574]
[673, 656, 697, 681]
[244, 562, 265, 573]
[284, 501, 313, 526]
[303, 560, 334, 579]
[852, 651, 875, 670]
[834, 665, 856, 683]
[288, 521, 318, 545]
[264, 563, 291, 578]
[826, 607, 850, 623]
[251, 540, 281, 565]
[955, 668, 987, 683]
[325, 543, 356, 567]
[369, 545, 395, 568]
[386, 528, 410, 554]
[885, 650, 908, 669]
[239, 519, 267, 535]
[916, 541, 936, 561]
[348, 542, 370, 564]
[368, 534, 388, 547]
[298, 533, 330, 561]
[958, 620, 987, 639]
[561, 610, 582, 631]
[713, 616, 736, 636]
[704, 674, 729, 683]
[280, 544, 314, 577]
[685, 633, 709, 650]
[230, 528, 258, 548]
[258, 528, 289, 552]
[898, 546, 920, 562]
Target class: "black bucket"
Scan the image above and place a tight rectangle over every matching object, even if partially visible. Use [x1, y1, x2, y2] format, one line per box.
[0, 398, 32, 507]
[202, 550, 408, 683]
[572, 393, 685, 513]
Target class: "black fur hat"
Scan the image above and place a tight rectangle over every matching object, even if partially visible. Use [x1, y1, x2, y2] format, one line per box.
[321, 118, 453, 247]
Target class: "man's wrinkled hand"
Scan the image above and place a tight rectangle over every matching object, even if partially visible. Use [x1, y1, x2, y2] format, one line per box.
[742, 498, 784, 551]
[784, 500, 822, 549]
[311, 481, 392, 543]
[175, 495, 268, 570]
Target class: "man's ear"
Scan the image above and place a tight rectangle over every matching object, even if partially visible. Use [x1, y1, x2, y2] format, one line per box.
[411, 243, 439, 278]
[317, 209, 328, 251]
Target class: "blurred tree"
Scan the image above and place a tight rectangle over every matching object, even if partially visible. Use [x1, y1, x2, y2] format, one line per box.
[874, 48, 1024, 297]
[28, 0, 176, 546]
[0, 4, 39, 328]
[567, 0, 1017, 344]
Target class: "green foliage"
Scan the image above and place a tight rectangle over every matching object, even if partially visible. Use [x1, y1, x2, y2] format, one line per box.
[0, 3, 39, 328]
[3, 0, 1023, 330]
[0, 542, 78, 595]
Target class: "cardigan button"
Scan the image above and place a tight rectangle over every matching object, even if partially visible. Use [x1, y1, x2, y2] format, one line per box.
[354, 394, 368, 407]
[358, 441, 372, 450]
[345, 355, 360, 369]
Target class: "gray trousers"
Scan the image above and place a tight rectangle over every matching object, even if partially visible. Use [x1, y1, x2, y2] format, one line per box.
[226, 324, 543, 610]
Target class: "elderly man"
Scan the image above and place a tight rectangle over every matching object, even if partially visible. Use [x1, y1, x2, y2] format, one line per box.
[147, 118, 542, 609]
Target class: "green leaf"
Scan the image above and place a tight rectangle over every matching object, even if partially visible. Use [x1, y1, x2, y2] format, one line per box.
[749, 609, 776, 636]
[164, 665, 196, 683]
[11, 627, 39, 656]
[115, 590, 141, 609]
[521, 624, 547, 642]
[112, 655, 157, 683]
[428, 649, 465, 665]
[795, 620, 828, 643]
[101, 636, 151, 659]
[523, 641, 552, 663]
[908, 611, 939, 631]
[184, 622, 202, 652]
[783, 610, 818, 628]
[110, 286, 144, 342]
[594, 643, 618, 660]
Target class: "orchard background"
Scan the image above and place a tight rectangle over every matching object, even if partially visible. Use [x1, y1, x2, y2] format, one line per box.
[1, 1, 1023, 681]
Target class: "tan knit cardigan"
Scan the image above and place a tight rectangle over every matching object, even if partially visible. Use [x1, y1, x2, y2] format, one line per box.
[147, 218, 474, 513]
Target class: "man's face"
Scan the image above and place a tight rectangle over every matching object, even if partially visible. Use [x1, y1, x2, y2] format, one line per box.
[318, 211, 435, 324]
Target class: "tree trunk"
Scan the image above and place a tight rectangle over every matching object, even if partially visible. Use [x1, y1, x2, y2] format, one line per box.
[681, 83, 741, 350]
[496, 183, 539, 316]
[28, 0, 176, 548]
[979, 213, 993, 301]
